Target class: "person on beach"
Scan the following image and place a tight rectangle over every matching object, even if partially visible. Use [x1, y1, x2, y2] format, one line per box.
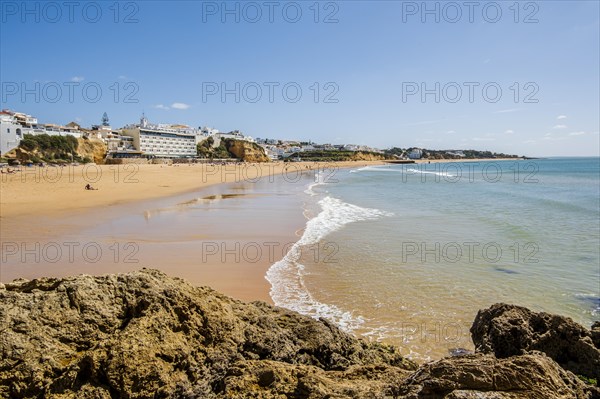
[85, 184, 98, 191]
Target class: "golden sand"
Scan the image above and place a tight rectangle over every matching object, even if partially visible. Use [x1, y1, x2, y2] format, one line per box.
[0, 161, 384, 301]
[0, 161, 389, 218]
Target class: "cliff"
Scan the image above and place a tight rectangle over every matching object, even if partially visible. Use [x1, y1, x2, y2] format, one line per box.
[348, 151, 391, 161]
[224, 139, 271, 162]
[290, 150, 392, 162]
[75, 138, 108, 164]
[0, 269, 598, 398]
[6, 136, 107, 164]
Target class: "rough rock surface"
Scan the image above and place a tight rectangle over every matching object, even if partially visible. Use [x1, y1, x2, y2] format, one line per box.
[471, 303, 600, 381]
[397, 353, 597, 399]
[0, 270, 598, 398]
[76, 138, 107, 164]
[224, 139, 270, 162]
[346, 151, 390, 161]
[0, 269, 414, 398]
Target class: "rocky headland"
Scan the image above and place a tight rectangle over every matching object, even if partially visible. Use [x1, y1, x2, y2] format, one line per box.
[0, 269, 598, 398]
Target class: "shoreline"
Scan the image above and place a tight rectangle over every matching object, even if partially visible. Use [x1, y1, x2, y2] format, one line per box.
[0, 157, 533, 298]
[0, 161, 383, 302]
[413, 157, 526, 164]
[0, 161, 385, 219]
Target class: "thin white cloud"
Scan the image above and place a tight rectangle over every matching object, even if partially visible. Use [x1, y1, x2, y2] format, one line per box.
[544, 132, 566, 141]
[71, 76, 84, 82]
[569, 131, 586, 136]
[446, 130, 456, 134]
[523, 140, 536, 144]
[504, 129, 514, 134]
[494, 108, 520, 114]
[557, 115, 567, 120]
[472, 137, 495, 141]
[171, 102, 190, 110]
[402, 120, 439, 126]
[154, 104, 170, 110]
[552, 124, 567, 129]
[118, 75, 128, 80]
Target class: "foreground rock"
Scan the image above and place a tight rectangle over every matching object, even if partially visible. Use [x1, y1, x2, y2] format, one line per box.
[398, 352, 596, 399]
[471, 303, 600, 382]
[0, 269, 415, 398]
[0, 270, 598, 398]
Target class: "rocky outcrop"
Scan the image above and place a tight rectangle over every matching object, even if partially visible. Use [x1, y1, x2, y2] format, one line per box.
[76, 138, 107, 164]
[1, 271, 598, 398]
[224, 139, 270, 162]
[6, 137, 107, 164]
[348, 151, 390, 161]
[471, 303, 600, 382]
[398, 353, 597, 399]
[0, 269, 415, 398]
[292, 150, 392, 162]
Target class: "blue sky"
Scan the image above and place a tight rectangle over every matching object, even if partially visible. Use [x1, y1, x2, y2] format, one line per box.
[1, 0, 598, 156]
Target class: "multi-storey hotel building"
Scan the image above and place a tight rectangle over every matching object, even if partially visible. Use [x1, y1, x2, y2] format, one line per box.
[122, 115, 197, 158]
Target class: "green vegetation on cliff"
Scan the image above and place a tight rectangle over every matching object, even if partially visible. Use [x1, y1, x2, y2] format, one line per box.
[197, 137, 232, 159]
[14, 134, 106, 164]
[385, 147, 522, 160]
[288, 150, 391, 162]
[19, 134, 78, 155]
[16, 134, 86, 163]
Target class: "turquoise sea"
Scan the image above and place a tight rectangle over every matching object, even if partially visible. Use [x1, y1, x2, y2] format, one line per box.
[267, 157, 600, 360]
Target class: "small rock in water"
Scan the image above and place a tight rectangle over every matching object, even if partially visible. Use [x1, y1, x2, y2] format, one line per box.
[493, 267, 519, 275]
[449, 347, 473, 357]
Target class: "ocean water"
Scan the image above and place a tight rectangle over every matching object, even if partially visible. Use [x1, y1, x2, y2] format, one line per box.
[266, 158, 600, 360]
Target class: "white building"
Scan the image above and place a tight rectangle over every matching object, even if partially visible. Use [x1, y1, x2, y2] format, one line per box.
[445, 150, 465, 158]
[12, 112, 37, 127]
[0, 112, 24, 155]
[42, 124, 82, 138]
[408, 149, 423, 159]
[101, 130, 136, 153]
[122, 115, 197, 158]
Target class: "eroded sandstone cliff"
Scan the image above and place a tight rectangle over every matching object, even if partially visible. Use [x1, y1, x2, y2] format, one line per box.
[224, 139, 271, 163]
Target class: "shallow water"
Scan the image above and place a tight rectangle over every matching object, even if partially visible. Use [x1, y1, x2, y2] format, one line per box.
[266, 158, 600, 361]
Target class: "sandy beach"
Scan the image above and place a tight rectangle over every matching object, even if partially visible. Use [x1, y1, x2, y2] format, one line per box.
[0, 158, 522, 218]
[1, 161, 386, 218]
[0, 161, 384, 301]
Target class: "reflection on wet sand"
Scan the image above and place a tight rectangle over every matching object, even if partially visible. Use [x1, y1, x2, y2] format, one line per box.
[143, 193, 268, 221]
[0, 173, 311, 303]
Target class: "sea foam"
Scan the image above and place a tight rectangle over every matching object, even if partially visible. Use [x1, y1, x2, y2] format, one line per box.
[266, 196, 393, 332]
[351, 165, 456, 178]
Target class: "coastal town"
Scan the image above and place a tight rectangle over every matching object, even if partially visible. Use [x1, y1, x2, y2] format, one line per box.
[0, 109, 518, 165]
[0, 109, 388, 163]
